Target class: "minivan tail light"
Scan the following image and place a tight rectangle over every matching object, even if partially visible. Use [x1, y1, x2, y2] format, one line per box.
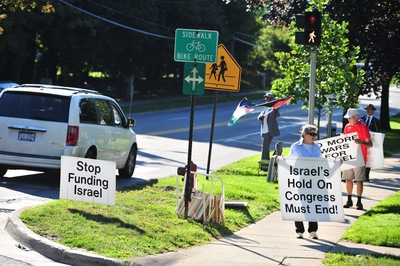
[66, 126, 79, 146]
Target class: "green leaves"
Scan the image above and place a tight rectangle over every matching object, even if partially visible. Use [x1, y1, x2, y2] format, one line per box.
[271, 12, 362, 111]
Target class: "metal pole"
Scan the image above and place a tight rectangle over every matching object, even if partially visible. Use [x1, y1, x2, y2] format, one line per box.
[309, 47, 317, 125]
[184, 93, 195, 219]
[206, 91, 218, 175]
[327, 99, 333, 137]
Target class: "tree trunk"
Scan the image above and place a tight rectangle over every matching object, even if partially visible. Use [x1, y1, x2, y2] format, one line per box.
[380, 73, 392, 131]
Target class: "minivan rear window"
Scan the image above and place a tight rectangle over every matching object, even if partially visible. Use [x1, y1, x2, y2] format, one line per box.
[0, 91, 70, 122]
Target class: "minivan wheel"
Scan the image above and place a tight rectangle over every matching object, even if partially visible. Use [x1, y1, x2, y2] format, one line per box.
[118, 145, 137, 178]
[0, 166, 7, 177]
[84, 149, 96, 159]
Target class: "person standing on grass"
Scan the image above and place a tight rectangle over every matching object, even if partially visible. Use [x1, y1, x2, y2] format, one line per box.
[342, 108, 373, 210]
[360, 104, 381, 181]
[258, 92, 280, 162]
[288, 124, 321, 239]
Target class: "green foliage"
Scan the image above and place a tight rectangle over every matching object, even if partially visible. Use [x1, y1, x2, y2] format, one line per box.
[20, 155, 280, 261]
[342, 192, 400, 247]
[0, 0, 260, 93]
[248, 25, 291, 77]
[324, 253, 400, 266]
[272, 10, 363, 111]
[382, 113, 400, 157]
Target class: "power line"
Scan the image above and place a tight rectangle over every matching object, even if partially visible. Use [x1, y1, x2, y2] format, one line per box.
[58, 0, 174, 40]
[86, 0, 175, 32]
[234, 37, 258, 47]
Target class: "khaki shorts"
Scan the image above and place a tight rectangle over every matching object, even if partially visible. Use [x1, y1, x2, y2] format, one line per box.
[342, 166, 366, 181]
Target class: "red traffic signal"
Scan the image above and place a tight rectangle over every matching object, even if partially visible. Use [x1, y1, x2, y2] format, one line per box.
[295, 10, 322, 46]
[305, 11, 321, 29]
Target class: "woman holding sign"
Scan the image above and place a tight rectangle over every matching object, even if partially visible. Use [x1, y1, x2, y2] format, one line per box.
[288, 124, 321, 239]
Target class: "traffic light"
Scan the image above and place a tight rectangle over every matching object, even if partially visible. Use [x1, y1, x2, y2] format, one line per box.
[295, 10, 322, 46]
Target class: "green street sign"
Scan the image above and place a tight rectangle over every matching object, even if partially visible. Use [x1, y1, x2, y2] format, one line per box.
[174, 28, 219, 63]
[183, 63, 205, 95]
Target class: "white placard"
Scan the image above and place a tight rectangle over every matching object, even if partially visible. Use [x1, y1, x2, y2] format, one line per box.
[277, 157, 344, 222]
[316, 133, 364, 170]
[60, 156, 116, 205]
[366, 132, 385, 169]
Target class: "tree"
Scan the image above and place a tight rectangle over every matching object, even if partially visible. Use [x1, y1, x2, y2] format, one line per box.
[246, 0, 400, 130]
[0, 1, 54, 82]
[1, 0, 260, 98]
[325, 0, 400, 130]
[248, 25, 291, 89]
[271, 7, 363, 126]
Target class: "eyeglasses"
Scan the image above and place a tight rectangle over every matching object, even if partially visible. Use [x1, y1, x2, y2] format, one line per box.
[306, 133, 318, 137]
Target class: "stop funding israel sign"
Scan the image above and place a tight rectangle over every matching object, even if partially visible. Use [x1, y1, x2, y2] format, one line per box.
[174, 28, 218, 63]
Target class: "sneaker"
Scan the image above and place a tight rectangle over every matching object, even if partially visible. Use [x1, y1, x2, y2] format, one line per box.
[356, 202, 363, 210]
[296, 233, 303, 239]
[309, 232, 318, 239]
[343, 200, 353, 208]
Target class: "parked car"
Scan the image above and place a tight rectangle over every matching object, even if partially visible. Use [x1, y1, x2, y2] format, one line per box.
[0, 84, 137, 178]
[0, 81, 19, 92]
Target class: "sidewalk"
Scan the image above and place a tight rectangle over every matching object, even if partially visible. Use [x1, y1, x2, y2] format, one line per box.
[4, 153, 400, 266]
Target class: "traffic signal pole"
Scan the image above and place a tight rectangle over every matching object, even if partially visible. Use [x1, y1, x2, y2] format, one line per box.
[309, 47, 317, 124]
[295, 8, 321, 125]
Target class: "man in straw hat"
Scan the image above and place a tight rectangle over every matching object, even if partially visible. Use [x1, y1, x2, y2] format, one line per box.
[360, 104, 381, 181]
[342, 108, 373, 210]
[361, 104, 381, 133]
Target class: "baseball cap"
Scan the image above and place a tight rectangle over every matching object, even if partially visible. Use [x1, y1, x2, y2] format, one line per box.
[344, 108, 359, 118]
[264, 92, 274, 99]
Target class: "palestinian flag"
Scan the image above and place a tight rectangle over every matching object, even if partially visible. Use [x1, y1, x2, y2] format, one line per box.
[228, 95, 293, 126]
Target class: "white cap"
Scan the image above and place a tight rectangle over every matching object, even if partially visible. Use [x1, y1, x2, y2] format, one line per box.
[344, 108, 359, 118]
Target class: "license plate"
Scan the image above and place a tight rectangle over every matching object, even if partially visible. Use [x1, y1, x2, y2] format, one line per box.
[18, 131, 36, 142]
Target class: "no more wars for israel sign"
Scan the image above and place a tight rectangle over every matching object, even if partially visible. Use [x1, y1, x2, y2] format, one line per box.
[174, 28, 218, 63]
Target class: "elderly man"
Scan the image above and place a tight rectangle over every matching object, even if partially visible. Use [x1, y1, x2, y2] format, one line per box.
[342, 108, 373, 210]
[257, 92, 280, 161]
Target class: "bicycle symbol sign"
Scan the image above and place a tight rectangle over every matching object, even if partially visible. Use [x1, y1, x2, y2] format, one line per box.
[186, 40, 206, 52]
[174, 28, 218, 63]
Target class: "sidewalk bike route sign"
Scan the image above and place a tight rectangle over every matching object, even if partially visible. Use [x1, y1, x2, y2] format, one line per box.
[174, 28, 219, 63]
[205, 44, 242, 92]
[183, 62, 205, 95]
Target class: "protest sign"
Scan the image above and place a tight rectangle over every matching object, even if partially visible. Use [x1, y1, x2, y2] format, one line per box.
[366, 132, 385, 169]
[277, 157, 344, 222]
[316, 133, 364, 170]
[60, 156, 116, 205]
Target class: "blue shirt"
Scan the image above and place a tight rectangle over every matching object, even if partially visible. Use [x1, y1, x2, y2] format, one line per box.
[288, 139, 322, 158]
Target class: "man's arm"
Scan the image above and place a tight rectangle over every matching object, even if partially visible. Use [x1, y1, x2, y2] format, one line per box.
[354, 137, 373, 147]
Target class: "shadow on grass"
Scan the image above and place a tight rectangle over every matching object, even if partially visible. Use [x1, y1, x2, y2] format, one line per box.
[118, 178, 159, 192]
[68, 208, 146, 234]
[362, 204, 400, 217]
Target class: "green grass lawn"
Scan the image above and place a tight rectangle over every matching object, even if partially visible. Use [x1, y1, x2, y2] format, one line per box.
[19, 114, 400, 264]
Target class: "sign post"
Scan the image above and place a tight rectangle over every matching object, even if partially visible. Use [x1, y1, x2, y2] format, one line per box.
[174, 28, 219, 219]
[183, 63, 205, 95]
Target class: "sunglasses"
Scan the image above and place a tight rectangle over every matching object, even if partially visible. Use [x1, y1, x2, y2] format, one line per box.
[306, 133, 318, 137]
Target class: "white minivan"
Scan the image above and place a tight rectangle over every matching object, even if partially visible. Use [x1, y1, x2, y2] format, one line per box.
[0, 84, 138, 178]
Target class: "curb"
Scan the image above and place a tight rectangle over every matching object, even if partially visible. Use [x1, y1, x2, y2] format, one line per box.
[7, 207, 124, 266]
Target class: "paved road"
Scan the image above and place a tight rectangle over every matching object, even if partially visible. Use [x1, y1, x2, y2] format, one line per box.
[0, 87, 399, 265]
